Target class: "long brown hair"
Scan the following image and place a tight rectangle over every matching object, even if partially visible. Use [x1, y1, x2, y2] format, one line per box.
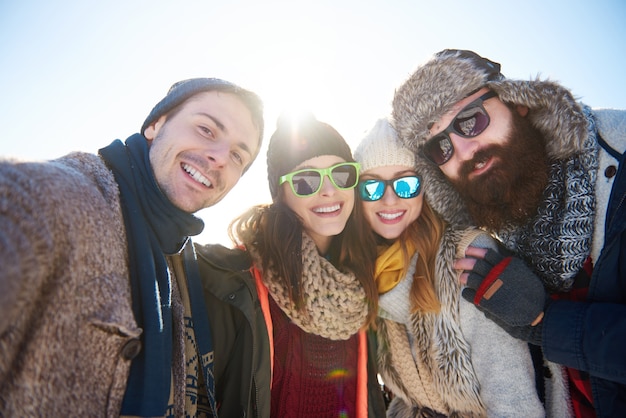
[395, 199, 446, 313]
[230, 186, 379, 326]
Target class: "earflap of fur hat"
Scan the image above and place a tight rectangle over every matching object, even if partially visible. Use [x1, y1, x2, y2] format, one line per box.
[354, 118, 415, 173]
[414, 154, 474, 228]
[392, 50, 503, 154]
[488, 78, 588, 159]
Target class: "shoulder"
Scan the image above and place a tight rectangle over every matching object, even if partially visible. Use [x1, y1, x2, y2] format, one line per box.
[195, 243, 252, 271]
[2, 152, 116, 196]
[1, 152, 119, 216]
[592, 108, 626, 152]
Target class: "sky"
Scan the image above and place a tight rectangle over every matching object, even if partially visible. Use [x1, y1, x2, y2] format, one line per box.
[1, 0, 625, 246]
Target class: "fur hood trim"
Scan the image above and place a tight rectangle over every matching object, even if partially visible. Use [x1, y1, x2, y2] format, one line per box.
[377, 227, 486, 417]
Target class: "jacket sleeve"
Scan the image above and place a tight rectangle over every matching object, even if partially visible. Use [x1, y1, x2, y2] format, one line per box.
[543, 300, 626, 384]
[0, 161, 59, 335]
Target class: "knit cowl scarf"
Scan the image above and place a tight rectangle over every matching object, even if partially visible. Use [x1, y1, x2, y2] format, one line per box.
[99, 134, 209, 416]
[499, 107, 599, 293]
[255, 232, 368, 340]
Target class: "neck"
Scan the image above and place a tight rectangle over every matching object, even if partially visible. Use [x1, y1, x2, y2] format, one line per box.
[310, 232, 332, 256]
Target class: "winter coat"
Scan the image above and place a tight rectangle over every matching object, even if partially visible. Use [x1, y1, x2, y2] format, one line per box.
[376, 227, 571, 418]
[0, 151, 208, 417]
[195, 243, 388, 418]
[541, 109, 626, 418]
[0, 153, 140, 417]
[406, 100, 626, 416]
[196, 243, 272, 418]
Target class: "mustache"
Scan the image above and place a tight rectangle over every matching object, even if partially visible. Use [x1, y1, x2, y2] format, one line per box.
[459, 145, 499, 178]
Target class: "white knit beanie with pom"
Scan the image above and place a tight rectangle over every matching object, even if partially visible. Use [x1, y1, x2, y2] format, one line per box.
[354, 117, 415, 173]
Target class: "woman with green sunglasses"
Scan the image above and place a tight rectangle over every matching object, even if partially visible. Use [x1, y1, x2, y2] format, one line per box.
[196, 112, 385, 417]
[354, 118, 551, 417]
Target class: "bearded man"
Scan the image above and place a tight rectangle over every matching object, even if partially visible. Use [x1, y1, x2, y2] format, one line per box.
[392, 49, 625, 418]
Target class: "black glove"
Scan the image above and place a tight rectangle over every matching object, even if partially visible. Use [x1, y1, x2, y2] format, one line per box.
[462, 249, 547, 327]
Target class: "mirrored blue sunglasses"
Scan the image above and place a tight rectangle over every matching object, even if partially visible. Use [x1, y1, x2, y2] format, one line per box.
[358, 175, 422, 202]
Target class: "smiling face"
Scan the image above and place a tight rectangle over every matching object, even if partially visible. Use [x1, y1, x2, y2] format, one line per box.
[143, 90, 260, 213]
[430, 88, 549, 229]
[281, 155, 355, 253]
[360, 165, 423, 240]
[430, 88, 513, 182]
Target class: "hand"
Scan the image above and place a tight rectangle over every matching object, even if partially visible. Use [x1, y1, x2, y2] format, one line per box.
[455, 247, 547, 328]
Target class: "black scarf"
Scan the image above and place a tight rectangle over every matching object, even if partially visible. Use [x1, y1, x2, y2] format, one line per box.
[99, 134, 207, 416]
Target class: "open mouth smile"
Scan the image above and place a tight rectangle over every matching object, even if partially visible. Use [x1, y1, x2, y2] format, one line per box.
[313, 203, 341, 214]
[182, 163, 212, 188]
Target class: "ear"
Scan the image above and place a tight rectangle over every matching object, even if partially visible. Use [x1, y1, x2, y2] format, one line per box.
[516, 105, 529, 117]
[143, 115, 167, 141]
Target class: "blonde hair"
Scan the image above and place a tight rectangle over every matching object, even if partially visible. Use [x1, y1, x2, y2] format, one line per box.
[399, 200, 445, 313]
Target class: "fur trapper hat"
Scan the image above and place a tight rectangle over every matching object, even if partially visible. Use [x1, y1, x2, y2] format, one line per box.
[354, 117, 415, 173]
[391, 49, 589, 226]
[392, 49, 588, 161]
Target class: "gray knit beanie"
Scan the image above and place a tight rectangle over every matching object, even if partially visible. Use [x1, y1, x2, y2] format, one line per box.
[354, 118, 415, 173]
[141, 77, 265, 142]
[266, 112, 354, 200]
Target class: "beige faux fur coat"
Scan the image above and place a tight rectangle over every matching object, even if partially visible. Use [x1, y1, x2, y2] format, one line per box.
[0, 152, 140, 417]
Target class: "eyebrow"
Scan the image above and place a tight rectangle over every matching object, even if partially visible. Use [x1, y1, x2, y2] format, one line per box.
[196, 112, 253, 156]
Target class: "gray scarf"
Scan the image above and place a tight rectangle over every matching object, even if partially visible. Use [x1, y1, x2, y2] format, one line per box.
[499, 108, 598, 292]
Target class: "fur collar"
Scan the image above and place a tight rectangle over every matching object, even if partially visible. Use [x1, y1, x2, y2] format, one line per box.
[376, 228, 485, 417]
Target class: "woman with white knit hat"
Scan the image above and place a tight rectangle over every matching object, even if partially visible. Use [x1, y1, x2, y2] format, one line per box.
[354, 118, 570, 417]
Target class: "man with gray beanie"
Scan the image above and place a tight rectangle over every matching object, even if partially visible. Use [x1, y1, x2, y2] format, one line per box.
[0, 77, 264, 416]
[392, 49, 625, 417]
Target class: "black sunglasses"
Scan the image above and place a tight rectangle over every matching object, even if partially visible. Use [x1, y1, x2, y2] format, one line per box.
[358, 175, 422, 202]
[422, 91, 497, 165]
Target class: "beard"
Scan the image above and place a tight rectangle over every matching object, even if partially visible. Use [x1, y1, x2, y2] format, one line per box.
[449, 110, 550, 231]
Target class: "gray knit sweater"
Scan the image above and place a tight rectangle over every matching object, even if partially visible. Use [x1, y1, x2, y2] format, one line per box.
[377, 228, 571, 418]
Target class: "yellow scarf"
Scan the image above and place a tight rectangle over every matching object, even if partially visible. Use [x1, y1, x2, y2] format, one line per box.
[375, 239, 416, 294]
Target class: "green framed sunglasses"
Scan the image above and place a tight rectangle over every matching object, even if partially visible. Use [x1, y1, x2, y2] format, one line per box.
[279, 162, 360, 197]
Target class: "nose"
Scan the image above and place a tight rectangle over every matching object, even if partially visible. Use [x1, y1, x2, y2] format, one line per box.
[449, 132, 480, 162]
[380, 184, 398, 204]
[319, 175, 337, 196]
[206, 141, 230, 167]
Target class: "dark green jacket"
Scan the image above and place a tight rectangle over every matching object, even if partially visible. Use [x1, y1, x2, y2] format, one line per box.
[196, 243, 387, 417]
[196, 243, 271, 418]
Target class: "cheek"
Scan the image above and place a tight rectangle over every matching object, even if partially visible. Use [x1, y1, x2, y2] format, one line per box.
[439, 159, 461, 180]
[361, 203, 378, 226]
[343, 190, 355, 212]
[406, 197, 424, 224]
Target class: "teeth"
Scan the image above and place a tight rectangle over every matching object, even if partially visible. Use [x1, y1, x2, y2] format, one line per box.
[183, 164, 211, 187]
[378, 211, 403, 220]
[314, 204, 340, 213]
[475, 160, 486, 170]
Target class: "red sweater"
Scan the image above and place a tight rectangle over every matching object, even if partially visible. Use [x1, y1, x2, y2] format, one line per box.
[269, 296, 359, 417]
